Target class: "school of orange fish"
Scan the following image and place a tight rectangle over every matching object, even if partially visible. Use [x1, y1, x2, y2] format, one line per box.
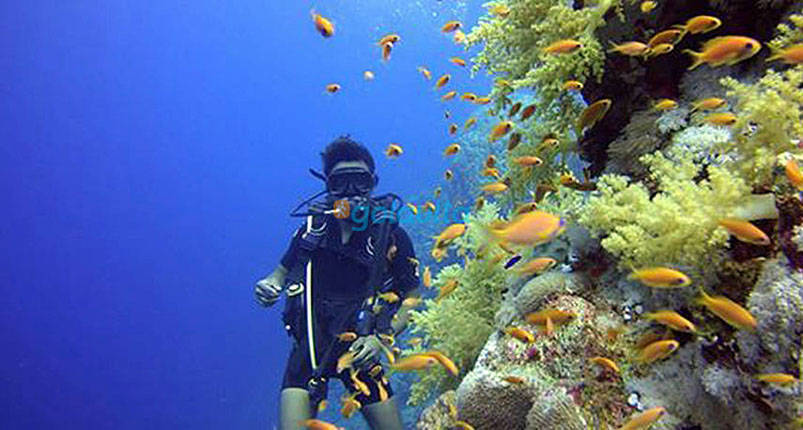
[302, 4, 803, 430]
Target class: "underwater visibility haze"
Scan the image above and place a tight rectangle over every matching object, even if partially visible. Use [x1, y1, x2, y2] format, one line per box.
[4, 0, 803, 429]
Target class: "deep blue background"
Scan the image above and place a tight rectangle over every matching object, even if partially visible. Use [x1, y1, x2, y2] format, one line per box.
[1, 1, 491, 428]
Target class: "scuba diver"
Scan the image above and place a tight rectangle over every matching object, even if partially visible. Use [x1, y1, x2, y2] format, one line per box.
[255, 136, 420, 430]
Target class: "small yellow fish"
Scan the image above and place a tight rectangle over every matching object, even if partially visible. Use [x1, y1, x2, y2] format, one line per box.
[444, 169, 454, 181]
[385, 143, 403, 158]
[653, 98, 678, 111]
[695, 290, 757, 331]
[433, 223, 467, 248]
[441, 20, 462, 33]
[589, 357, 620, 374]
[436, 278, 458, 301]
[514, 202, 538, 215]
[691, 97, 727, 112]
[380, 40, 393, 62]
[340, 394, 361, 419]
[767, 43, 803, 64]
[525, 309, 576, 325]
[325, 83, 341, 93]
[391, 354, 438, 371]
[577, 99, 612, 135]
[464, 117, 477, 130]
[377, 34, 401, 46]
[703, 112, 737, 126]
[640, 0, 656, 13]
[406, 202, 418, 215]
[310, 10, 335, 38]
[363, 70, 375, 81]
[376, 380, 389, 401]
[675, 15, 722, 35]
[563, 80, 584, 91]
[434, 73, 451, 89]
[608, 41, 650, 56]
[378, 291, 400, 303]
[489, 210, 565, 246]
[300, 418, 344, 430]
[489, 120, 514, 141]
[537, 137, 560, 153]
[461, 92, 477, 102]
[422, 266, 432, 288]
[644, 310, 696, 333]
[417, 66, 432, 80]
[645, 43, 673, 58]
[504, 326, 535, 343]
[512, 156, 543, 167]
[503, 375, 525, 383]
[420, 350, 459, 376]
[617, 407, 667, 430]
[754, 373, 798, 385]
[337, 331, 358, 342]
[514, 257, 557, 275]
[481, 167, 501, 178]
[441, 91, 457, 102]
[454, 421, 475, 430]
[336, 351, 356, 373]
[474, 96, 491, 105]
[786, 159, 803, 190]
[628, 267, 691, 288]
[423, 201, 436, 213]
[402, 297, 422, 307]
[648, 29, 685, 48]
[544, 39, 583, 54]
[443, 143, 460, 156]
[636, 339, 679, 363]
[718, 218, 770, 245]
[481, 182, 508, 194]
[684, 36, 761, 70]
[450, 57, 467, 67]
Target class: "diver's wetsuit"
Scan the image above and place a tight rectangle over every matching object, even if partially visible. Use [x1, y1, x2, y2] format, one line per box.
[279, 215, 419, 406]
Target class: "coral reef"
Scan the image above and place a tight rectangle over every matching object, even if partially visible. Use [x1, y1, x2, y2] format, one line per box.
[415, 390, 457, 430]
[524, 387, 587, 430]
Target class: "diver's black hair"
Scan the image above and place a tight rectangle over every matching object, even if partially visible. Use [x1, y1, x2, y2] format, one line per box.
[321, 135, 376, 176]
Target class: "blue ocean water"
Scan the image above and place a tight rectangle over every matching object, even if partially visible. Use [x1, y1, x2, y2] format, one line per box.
[1, 1, 493, 428]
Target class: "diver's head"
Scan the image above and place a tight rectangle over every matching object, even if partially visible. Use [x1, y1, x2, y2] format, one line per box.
[321, 136, 378, 199]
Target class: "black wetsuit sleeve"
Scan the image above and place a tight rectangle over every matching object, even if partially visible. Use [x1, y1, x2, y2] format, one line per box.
[279, 224, 306, 269]
[389, 226, 419, 294]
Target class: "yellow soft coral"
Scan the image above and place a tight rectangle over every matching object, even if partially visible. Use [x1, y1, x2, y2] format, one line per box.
[579, 150, 753, 270]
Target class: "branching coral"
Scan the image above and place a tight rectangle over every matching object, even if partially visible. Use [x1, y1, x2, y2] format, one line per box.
[579, 150, 754, 270]
[769, 8, 803, 52]
[406, 203, 509, 405]
[720, 66, 803, 187]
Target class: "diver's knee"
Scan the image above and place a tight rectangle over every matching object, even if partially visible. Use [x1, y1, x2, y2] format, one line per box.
[280, 388, 311, 430]
[361, 396, 404, 430]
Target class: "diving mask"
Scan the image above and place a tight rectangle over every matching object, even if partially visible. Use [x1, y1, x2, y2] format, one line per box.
[326, 166, 376, 198]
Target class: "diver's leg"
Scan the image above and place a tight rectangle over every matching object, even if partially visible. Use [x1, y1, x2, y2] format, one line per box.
[280, 388, 311, 430]
[360, 395, 404, 430]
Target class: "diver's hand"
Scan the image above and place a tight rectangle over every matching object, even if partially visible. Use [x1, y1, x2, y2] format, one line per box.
[254, 275, 282, 307]
[349, 335, 387, 368]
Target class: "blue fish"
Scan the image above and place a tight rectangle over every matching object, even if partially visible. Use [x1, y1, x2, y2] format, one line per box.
[504, 255, 522, 269]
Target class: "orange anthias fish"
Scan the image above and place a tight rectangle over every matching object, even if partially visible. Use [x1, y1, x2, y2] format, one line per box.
[461, 92, 478, 102]
[435, 73, 451, 90]
[378, 33, 400, 46]
[448, 123, 458, 135]
[441, 90, 457, 102]
[525, 309, 576, 325]
[490, 210, 565, 246]
[422, 266, 432, 287]
[675, 15, 722, 35]
[608, 41, 650, 56]
[385, 143, 403, 158]
[544, 39, 583, 54]
[589, 357, 620, 374]
[617, 407, 667, 430]
[512, 156, 543, 167]
[636, 339, 679, 363]
[300, 418, 345, 430]
[464, 117, 477, 130]
[417, 66, 432, 80]
[310, 11, 335, 38]
[514, 257, 557, 275]
[489, 120, 514, 141]
[474, 96, 491, 105]
[683, 36, 761, 70]
[436, 278, 458, 301]
[576, 99, 612, 135]
[563, 80, 583, 91]
[481, 182, 508, 194]
[441, 20, 462, 33]
[647, 29, 685, 48]
[754, 373, 799, 385]
[381, 40, 393, 62]
[767, 43, 803, 64]
[691, 97, 727, 112]
[504, 326, 535, 343]
[786, 159, 803, 190]
[391, 354, 439, 371]
[628, 267, 691, 288]
[325, 83, 341, 93]
[704, 112, 737, 126]
[653, 98, 678, 111]
[645, 43, 673, 58]
[450, 57, 467, 67]
[718, 218, 770, 245]
[444, 143, 461, 156]
[420, 350, 459, 376]
[644, 311, 696, 333]
[695, 290, 757, 331]
[433, 223, 466, 248]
